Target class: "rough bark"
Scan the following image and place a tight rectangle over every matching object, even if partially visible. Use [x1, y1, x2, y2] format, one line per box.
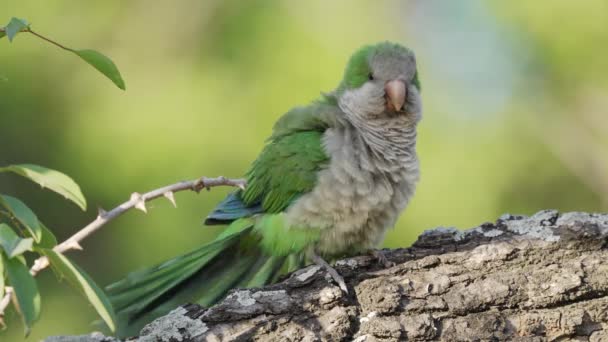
[46, 210, 608, 341]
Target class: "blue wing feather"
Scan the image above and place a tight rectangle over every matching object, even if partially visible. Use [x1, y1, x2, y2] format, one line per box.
[204, 191, 264, 225]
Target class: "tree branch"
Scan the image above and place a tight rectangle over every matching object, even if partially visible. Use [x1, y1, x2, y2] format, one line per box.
[0, 287, 12, 328]
[44, 210, 608, 341]
[0, 175, 246, 323]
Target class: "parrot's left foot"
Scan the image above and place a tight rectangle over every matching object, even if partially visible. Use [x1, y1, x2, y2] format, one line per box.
[309, 250, 348, 294]
[369, 249, 395, 268]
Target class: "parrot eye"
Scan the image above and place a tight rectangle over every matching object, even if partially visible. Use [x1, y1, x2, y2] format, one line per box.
[368, 72, 374, 81]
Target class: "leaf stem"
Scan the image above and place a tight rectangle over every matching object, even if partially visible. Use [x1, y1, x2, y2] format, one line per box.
[25, 29, 73, 52]
[0, 210, 26, 234]
[0, 210, 11, 219]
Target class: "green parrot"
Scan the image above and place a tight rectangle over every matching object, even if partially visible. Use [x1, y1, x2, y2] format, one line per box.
[107, 41, 422, 335]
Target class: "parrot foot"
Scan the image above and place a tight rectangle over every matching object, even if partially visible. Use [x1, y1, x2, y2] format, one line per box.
[369, 249, 395, 268]
[310, 251, 349, 294]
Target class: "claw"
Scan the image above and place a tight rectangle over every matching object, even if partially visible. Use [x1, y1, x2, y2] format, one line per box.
[310, 250, 349, 294]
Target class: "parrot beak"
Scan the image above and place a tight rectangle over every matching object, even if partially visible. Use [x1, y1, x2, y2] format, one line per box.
[384, 80, 406, 112]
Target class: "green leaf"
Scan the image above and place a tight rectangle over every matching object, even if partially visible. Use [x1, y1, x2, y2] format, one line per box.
[5, 254, 40, 336]
[5, 17, 30, 42]
[73, 49, 126, 90]
[0, 164, 87, 210]
[0, 31, 5, 39]
[38, 222, 58, 248]
[43, 249, 117, 332]
[0, 195, 42, 242]
[0, 224, 33, 258]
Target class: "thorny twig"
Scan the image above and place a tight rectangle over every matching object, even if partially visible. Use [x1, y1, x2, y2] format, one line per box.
[0, 176, 246, 323]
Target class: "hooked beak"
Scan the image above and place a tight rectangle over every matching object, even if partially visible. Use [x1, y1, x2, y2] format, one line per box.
[384, 79, 406, 112]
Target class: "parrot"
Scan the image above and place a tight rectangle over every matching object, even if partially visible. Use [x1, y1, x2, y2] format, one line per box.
[106, 41, 422, 336]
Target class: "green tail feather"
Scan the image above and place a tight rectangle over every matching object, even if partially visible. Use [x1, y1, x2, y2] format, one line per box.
[106, 224, 306, 337]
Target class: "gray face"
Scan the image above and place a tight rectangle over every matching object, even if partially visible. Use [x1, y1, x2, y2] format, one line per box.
[338, 49, 422, 122]
[368, 49, 417, 85]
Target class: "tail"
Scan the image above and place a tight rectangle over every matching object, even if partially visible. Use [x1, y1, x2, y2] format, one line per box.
[106, 222, 306, 337]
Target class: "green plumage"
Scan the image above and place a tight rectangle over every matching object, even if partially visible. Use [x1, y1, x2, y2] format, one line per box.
[253, 214, 320, 256]
[107, 226, 253, 335]
[106, 41, 420, 337]
[270, 105, 330, 139]
[107, 102, 331, 336]
[242, 130, 329, 213]
[341, 44, 374, 89]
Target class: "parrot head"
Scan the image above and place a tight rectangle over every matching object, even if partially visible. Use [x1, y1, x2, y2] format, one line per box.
[335, 42, 421, 121]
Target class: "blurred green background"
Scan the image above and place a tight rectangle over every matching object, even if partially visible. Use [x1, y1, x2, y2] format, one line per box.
[1, 0, 607, 340]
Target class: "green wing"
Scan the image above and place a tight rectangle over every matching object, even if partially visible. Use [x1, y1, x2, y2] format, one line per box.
[242, 130, 328, 213]
[240, 103, 337, 213]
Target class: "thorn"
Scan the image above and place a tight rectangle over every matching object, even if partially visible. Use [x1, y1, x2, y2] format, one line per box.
[66, 240, 83, 251]
[97, 206, 108, 219]
[135, 201, 147, 213]
[164, 191, 177, 208]
[131, 192, 147, 213]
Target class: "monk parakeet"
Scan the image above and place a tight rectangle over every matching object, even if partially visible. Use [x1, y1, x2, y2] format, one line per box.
[107, 41, 422, 335]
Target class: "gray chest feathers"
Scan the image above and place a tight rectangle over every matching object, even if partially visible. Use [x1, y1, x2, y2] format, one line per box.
[285, 117, 420, 255]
